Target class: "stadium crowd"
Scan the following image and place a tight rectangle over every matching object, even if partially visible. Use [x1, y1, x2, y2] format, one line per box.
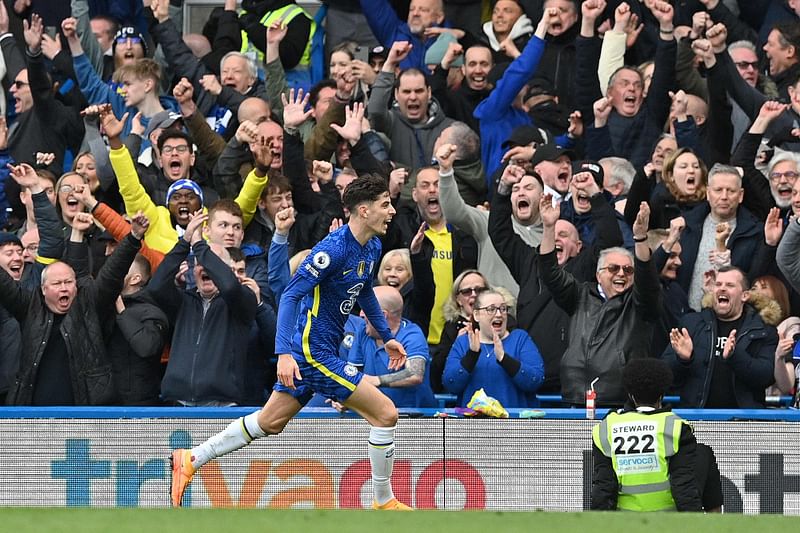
[1, 0, 800, 410]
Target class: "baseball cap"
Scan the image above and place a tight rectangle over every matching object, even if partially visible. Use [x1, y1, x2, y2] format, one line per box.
[166, 179, 204, 206]
[530, 143, 575, 167]
[502, 125, 550, 150]
[525, 76, 557, 100]
[144, 111, 183, 139]
[369, 45, 388, 62]
[573, 160, 604, 187]
[113, 26, 149, 57]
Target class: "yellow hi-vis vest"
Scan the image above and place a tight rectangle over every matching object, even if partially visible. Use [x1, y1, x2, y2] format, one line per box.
[239, 4, 315, 66]
[592, 410, 685, 511]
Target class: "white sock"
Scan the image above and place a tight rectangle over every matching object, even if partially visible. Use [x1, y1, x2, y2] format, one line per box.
[191, 411, 266, 469]
[368, 425, 396, 505]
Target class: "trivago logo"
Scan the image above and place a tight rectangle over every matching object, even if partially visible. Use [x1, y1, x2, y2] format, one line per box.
[51, 433, 487, 508]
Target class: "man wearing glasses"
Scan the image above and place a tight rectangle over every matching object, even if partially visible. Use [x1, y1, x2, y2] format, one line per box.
[538, 196, 660, 407]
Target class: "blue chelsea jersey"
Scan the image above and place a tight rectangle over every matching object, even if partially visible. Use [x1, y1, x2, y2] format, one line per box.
[288, 225, 382, 357]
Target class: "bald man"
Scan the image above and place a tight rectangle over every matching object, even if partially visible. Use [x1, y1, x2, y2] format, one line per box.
[151, 214, 259, 406]
[350, 285, 437, 407]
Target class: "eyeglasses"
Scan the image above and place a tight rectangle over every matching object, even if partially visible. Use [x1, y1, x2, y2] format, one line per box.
[476, 304, 508, 315]
[457, 286, 487, 296]
[769, 171, 800, 182]
[599, 264, 634, 276]
[59, 184, 79, 194]
[12, 80, 28, 88]
[162, 145, 190, 154]
[734, 61, 759, 70]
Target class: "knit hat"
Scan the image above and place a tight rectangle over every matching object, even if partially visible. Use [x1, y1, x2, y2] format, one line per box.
[113, 26, 148, 57]
[166, 179, 204, 205]
[572, 160, 604, 187]
[424, 33, 463, 67]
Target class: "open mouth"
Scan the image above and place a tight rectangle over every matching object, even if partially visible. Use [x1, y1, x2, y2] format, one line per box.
[575, 191, 590, 210]
[406, 103, 421, 115]
[177, 206, 190, 217]
[491, 317, 504, 329]
[778, 185, 793, 196]
[58, 295, 70, 306]
[168, 161, 183, 173]
[200, 273, 212, 283]
[550, 22, 563, 32]
[717, 294, 730, 306]
[427, 198, 440, 213]
[66, 198, 80, 209]
[611, 278, 627, 290]
[386, 278, 399, 287]
[8, 263, 22, 278]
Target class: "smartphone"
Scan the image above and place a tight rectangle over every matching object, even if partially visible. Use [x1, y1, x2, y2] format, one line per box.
[470, 317, 479, 330]
[45, 26, 57, 39]
[353, 46, 369, 64]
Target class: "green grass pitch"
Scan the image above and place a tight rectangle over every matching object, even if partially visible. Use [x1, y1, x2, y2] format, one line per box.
[2, 508, 796, 533]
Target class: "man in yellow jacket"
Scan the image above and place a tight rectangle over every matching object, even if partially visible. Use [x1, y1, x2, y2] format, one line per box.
[86, 104, 270, 254]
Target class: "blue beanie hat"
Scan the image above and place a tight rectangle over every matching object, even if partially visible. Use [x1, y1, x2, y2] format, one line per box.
[166, 179, 204, 206]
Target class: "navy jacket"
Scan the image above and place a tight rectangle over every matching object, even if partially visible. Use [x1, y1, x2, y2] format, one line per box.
[662, 305, 777, 408]
[675, 203, 764, 293]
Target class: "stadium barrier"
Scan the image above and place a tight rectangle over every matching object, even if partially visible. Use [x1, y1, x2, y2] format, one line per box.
[0, 407, 798, 513]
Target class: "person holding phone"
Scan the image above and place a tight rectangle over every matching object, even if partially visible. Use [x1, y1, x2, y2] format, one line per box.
[442, 288, 544, 408]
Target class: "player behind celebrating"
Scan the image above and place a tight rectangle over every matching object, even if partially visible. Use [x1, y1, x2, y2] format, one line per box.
[170, 174, 412, 510]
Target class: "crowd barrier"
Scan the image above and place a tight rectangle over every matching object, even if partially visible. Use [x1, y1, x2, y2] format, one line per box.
[0, 407, 798, 513]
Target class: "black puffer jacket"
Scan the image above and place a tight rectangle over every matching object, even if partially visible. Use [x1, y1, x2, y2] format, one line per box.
[2, 234, 142, 405]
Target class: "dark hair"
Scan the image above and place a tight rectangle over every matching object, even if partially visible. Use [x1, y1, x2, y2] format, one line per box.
[717, 265, 750, 290]
[309, 79, 337, 108]
[91, 14, 119, 38]
[263, 172, 292, 198]
[772, 20, 800, 52]
[157, 130, 193, 153]
[208, 198, 243, 221]
[227, 247, 246, 263]
[396, 68, 430, 89]
[342, 173, 389, 212]
[623, 358, 673, 406]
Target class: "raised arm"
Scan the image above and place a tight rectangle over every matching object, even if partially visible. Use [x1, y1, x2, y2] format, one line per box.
[538, 194, 580, 314]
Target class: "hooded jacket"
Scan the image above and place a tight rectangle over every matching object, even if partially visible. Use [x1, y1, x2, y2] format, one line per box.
[481, 13, 534, 65]
[368, 71, 454, 169]
[662, 293, 779, 408]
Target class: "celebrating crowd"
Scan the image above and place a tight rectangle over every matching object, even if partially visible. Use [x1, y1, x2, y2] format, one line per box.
[1, 0, 799, 411]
